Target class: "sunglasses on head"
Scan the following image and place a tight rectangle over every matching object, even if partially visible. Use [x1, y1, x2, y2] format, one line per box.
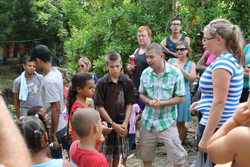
[176, 48, 188, 52]
[78, 65, 84, 68]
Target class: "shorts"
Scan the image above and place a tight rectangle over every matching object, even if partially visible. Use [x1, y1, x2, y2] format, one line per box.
[102, 132, 129, 160]
[137, 122, 187, 165]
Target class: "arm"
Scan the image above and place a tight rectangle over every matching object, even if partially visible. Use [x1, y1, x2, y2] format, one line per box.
[13, 93, 21, 119]
[175, 62, 196, 83]
[199, 69, 231, 152]
[160, 38, 178, 57]
[184, 36, 190, 47]
[50, 101, 61, 149]
[97, 106, 126, 137]
[0, 95, 32, 167]
[127, 48, 139, 73]
[122, 104, 133, 128]
[196, 54, 208, 73]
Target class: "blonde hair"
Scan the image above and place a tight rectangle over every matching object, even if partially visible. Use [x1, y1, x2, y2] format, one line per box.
[205, 19, 245, 66]
[176, 41, 191, 57]
[137, 26, 152, 37]
[78, 57, 91, 71]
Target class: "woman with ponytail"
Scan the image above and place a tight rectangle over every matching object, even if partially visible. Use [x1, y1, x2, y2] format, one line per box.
[189, 19, 244, 166]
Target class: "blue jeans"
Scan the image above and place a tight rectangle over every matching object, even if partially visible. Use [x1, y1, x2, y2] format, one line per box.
[128, 134, 135, 155]
[50, 127, 66, 159]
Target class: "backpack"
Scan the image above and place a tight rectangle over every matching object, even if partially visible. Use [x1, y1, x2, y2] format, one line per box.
[102, 73, 128, 101]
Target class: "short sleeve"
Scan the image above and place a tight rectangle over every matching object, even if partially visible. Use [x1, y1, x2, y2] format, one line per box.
[139, 72, 146, 94]
[134, 104, 141, 113]
[44, 81, 60, 103]
[125, 78, 136, 105]
[94, 78, 105, 107]
[211, 57, 236, 77]
[13, 78, 20, 93]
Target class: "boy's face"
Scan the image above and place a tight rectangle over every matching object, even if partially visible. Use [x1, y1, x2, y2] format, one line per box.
[105, 61, 122, 78]
[78, 79, 96, 98]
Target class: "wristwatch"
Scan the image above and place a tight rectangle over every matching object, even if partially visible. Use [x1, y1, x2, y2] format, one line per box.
[108, 120, 114, 128]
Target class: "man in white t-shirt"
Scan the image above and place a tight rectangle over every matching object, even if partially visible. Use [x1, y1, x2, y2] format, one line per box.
[30, 45, 66, 158]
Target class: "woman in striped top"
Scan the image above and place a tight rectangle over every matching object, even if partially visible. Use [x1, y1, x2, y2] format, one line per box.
[189, 19, 245, 165]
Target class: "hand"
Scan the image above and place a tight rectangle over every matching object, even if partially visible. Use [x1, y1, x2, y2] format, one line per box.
[95, 134, 105, 151]
[198, 137, 209, 153]
[162, 46, 169, 53]
[127, 64, 136, 72]
[66, 134, 71, 144]
[113, 123, 127, 137]
[232, 102, 250, 126]
[149, 97, 162, 108]
[102, 123, 113, 135]
[51, 136, 62, 150]
[189, 101, 199, 114]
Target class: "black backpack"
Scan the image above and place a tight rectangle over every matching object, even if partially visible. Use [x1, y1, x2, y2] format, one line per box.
[102, 73, 128, 101]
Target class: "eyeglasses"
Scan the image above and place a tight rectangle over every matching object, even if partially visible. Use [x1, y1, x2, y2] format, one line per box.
[171, 23, 181, 26]
[78, 65, 84, 68]
[203, 37, 216, 42]
[176, 48, 188, 52]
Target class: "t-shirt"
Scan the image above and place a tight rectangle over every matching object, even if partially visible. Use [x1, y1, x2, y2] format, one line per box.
[40, 69, 66, 132]
[70, 102, 85, 140]
[204, 50, 216, 66]
[13, 73, 43, 116]
[165, 35, 185, 61]
[243, 44, 250, 88]
[132, 48, 149, 91]
[70, 140, 109, 167]
[196, 52, 243, 127]
[129, 103, 141, 134]
[94, 74, 136, 123]
[33, 159, 62, 167]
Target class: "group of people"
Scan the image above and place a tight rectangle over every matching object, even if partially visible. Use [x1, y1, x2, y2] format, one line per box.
[1, 16, 250, 167]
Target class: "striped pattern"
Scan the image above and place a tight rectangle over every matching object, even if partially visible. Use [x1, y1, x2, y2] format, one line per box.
[139, 61, 186, 132]
[196, 52, 243, 127]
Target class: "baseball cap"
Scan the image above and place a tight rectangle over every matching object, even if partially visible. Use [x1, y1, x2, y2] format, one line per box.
[30, 45, 51, 62]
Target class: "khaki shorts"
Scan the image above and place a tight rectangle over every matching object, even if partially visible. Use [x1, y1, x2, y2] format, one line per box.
[137, 122, 187, 165]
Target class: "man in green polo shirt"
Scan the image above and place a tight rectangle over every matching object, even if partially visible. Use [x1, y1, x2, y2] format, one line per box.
[138, 42, 187, 167]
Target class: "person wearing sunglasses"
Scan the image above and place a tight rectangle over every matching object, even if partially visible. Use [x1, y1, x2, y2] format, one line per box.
[161, 17, 190, 62]
[167, 41, 196, 144]
[189, 19, 245, 166]
[78, 57, 98, 85]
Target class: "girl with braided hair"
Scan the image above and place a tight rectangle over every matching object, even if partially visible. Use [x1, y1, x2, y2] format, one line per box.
[17, 115, 71, 167]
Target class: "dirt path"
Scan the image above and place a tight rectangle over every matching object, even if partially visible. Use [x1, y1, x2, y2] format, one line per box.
[126, 116, 199, 167]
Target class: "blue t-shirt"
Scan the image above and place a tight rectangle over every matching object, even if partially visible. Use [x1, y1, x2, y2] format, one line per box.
[243, 44, 250, 88]
[196, 52, 243, 127]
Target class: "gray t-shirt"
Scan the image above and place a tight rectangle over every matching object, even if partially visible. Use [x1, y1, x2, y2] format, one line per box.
[41, 69, 66, 132]
[13, 73, 43, 116]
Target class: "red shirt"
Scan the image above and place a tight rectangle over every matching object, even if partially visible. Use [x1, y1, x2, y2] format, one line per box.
[70, 140, 109, 167]
[70, 102, 85, 140]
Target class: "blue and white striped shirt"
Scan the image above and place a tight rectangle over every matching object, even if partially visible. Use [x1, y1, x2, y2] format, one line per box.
[196, 52, 243, 127]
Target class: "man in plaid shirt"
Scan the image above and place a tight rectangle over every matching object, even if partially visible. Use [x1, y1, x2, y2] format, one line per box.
[138, 42, 187, 167]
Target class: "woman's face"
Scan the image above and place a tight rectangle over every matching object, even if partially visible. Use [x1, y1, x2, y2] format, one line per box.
[78, 61, 89, 72]
[176, 44, 189, 58]
[203, 28, 217, 55]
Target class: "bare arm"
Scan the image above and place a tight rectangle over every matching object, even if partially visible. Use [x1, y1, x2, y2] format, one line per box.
[196, 54, 208, 73]
[175, 62, 197, 83]
[160, 38, 177, 57]
[127, 48, 139, 73]
[184, 36, 190, 47]
[199, 69, 231, 152]
[50, 101, 61, 148]
[13, 93, 21, 119]
[0, 96, 32, 167]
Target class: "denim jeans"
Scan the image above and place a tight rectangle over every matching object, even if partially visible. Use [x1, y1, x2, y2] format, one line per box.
[128, 134, 136, 155]
[50, 127, 66, 159]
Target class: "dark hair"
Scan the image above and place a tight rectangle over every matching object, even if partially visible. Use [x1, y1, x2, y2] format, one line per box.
[23, 58, 31, 65]
[17, 115, 50, 152]
[59, 70, 66, 77]
[146, 42, 164, 56]
[105, 51, 122, 65]
[27, 106, 43, 116]
[72, 108, 99, 138]
[171, 17, 182, 24]
[30, 45, 51, 63]
[67, 72, 93, 115]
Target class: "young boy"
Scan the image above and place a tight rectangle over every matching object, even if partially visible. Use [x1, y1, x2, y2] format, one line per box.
[70, 108, 109, 167]
[94, 51, 136, 167]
